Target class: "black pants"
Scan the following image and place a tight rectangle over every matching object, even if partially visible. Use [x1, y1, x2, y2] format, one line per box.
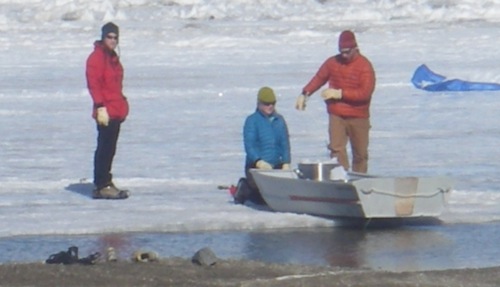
[94, 120, 121, 189]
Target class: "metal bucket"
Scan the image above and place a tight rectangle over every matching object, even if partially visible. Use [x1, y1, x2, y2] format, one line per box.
[298, 162, 340, 181]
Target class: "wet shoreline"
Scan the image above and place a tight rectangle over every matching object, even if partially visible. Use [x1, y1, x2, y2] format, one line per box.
[1, 259, 499, 287]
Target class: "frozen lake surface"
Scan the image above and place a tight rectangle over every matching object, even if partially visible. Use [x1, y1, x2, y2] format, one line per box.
[1, 0, 500, 271]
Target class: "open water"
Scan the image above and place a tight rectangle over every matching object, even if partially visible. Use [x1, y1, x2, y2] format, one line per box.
[2, 221, 500, 272]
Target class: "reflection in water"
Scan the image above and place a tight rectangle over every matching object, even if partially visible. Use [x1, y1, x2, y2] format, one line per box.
[243, 229, 367, 268]
[356, 228, 453, 271]
[241, 225, 470, 271]
[93, 234, 132, 260]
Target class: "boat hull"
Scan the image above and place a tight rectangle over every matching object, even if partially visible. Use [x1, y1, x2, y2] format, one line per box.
[249, 169, 452, 219]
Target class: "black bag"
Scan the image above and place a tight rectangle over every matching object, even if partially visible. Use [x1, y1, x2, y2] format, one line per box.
[45, 246, 79, 265]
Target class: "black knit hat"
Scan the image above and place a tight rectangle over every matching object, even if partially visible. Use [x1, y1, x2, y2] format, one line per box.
[101, 22, 119, 40]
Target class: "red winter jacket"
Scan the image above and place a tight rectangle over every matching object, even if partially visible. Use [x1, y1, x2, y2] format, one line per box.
[303, 53, 375, 118]
[86, 41, 129, 121]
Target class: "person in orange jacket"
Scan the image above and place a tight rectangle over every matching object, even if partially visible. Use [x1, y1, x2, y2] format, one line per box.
[86, 22, 129, 199]
[295, 30, 375, 173]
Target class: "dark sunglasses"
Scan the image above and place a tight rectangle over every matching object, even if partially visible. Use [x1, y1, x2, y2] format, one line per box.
[106, 35, 118, 40]
[259, 101, 276, 106]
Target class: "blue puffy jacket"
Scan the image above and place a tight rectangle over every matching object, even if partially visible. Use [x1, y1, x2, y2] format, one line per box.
[244, 109, 291, 169]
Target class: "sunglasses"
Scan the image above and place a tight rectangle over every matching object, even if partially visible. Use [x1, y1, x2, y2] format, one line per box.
[259, 101, 276, 106]
[339, 48, 354, 54]
[106, 35, 118, 40]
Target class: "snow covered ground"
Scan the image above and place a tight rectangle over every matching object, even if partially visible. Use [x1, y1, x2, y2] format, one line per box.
[1, 0, 500, 243]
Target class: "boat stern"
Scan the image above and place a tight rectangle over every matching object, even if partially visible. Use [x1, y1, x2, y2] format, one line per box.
[351, 176, 452, 218]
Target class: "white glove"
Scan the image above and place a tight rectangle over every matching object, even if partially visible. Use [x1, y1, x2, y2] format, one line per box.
[295, 94, 308, 111]
[281, 163, 291, 170]
[96, 107, 109, 126]
[256, 160, 273, 170]
[321, 88, 342, 100]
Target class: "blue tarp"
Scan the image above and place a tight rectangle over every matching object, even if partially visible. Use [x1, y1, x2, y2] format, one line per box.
[411, 64, 500, 92]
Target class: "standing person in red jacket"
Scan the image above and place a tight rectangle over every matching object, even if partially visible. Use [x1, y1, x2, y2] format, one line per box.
[86, 22, 129, 199]
[295, 30, 375, 173]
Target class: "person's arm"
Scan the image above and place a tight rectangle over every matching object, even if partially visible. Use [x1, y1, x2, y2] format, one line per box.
[302, 57, 334, 96]
[86, 51, 105, 107]
[296, 58, 334, 111]
[243, 116, 261, 165]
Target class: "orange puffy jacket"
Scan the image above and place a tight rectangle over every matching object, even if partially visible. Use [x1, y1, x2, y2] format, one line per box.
[303, 53, 375, 118]
[86, 41, 129, 121]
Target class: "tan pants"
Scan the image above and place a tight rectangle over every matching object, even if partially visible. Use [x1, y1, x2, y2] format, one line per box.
[328, 114, 370, 173]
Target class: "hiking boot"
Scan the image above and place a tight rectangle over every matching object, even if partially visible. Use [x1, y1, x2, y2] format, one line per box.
[106, 247, 117, 262]
[93, 184, 129, 200]
[132, 250, 159, 263]
[78, 252, 101, 265]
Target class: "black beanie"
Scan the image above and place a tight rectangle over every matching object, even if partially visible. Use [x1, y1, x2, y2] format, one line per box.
[101, 22, 119, 40]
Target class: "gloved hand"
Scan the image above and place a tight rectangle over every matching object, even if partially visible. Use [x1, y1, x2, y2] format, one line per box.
[96, 107, 110, 126]
[256, 160, 273, 170]
[295, 94, 308, 111]
[281, 163, 291, 170]
[321, 88, 342, 100]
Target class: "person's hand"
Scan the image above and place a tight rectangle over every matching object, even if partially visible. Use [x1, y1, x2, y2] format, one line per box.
[256, 160, 273, 170]
[281, 163, 291, 170]
[96, 107, 109, 126]
[321, 88, 342, 100]
[295, 94, 308, 111]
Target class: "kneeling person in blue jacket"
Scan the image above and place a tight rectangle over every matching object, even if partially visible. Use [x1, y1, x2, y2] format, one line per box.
[234, 87, 291, 205]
